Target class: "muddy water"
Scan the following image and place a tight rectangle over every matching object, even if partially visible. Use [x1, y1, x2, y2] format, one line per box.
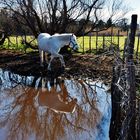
[0, 69, 111, 140]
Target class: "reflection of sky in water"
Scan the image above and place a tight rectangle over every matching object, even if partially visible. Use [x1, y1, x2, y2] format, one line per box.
[65, 80, 111, 140]
[0, 69, 111, 140]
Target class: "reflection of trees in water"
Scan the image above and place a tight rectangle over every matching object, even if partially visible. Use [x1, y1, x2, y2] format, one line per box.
[0, 70, 102, 140]
[67, 79, 101, 130]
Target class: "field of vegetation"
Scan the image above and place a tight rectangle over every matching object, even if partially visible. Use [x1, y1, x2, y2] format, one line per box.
[1, 35, 140, 53]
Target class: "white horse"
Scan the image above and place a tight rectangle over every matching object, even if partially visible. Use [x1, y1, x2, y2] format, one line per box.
[37, 33, 79, 70]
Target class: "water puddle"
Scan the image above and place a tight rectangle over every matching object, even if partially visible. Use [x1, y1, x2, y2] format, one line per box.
[0, 69, 111, 140]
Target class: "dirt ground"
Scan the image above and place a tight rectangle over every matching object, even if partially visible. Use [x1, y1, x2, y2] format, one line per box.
[0, 49, 114, 83]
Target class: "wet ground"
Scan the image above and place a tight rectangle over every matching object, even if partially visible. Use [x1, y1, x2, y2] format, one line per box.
[0, 69, 111, 140]
[0, 49, 113, 83]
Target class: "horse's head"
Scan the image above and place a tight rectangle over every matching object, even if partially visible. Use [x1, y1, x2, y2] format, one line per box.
[69, 34, 79, 51]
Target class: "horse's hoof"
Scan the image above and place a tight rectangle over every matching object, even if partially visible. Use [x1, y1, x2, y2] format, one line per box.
[48, 69, 51, 72]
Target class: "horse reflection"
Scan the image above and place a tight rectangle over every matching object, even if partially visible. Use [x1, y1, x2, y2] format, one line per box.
[37, 78, 77, 113]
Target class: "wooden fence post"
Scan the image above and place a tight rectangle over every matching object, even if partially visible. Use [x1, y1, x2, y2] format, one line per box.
[102, 34, 105, 50]
[96, 31, 98, 53]
[136, 35, 139, 59]
[117, 30, 120, 51]
[16, 35, 18, 49]
[127, 15, 137, 61]
[125, 14, 137, 140]
[82, 35, 84, 53]
[111, 26, 113, 45]
[8, 37, 10, 48]
[89, 33, 91, 53]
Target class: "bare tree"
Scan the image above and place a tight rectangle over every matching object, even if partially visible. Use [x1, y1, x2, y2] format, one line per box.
[1, 0, 129, 37]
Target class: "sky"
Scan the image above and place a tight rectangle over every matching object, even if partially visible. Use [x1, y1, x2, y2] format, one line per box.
[125, 0, 140, 23]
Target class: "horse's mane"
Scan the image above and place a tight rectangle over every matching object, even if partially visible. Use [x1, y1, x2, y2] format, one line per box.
[52, 33, 73, 41]
[52, 33, 73, 37]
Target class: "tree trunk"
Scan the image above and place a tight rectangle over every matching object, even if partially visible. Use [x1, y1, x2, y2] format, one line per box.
[0, 32, 7, 45]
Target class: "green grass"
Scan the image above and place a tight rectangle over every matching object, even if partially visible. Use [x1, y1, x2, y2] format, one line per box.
[77, 36, 123, 52]
[1, 35, 140, 53]
[77, 36, 140, 53]
[2, 36, 37, 52]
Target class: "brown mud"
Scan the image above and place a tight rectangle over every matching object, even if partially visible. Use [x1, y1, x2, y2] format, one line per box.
[0, 49, 114, 82]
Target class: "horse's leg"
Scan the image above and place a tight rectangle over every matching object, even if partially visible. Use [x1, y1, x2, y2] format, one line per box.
[44, 52, 49, 64]
[47, 55, 54, 70]
[43, 51, 46, 63]
[56, 54, 65, 67]
[60, 55, 65, 67]
[39, 49, 44, 67]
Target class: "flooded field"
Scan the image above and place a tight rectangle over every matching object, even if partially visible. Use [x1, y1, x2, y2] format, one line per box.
[0, 69, 111, 140]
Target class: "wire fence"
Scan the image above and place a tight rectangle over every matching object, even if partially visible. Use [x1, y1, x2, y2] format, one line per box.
[109, 15, 140, 140]
[77, 32, 140, 56]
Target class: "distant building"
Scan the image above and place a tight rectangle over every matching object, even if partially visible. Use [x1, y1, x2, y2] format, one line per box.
[90, 27, 128, 36]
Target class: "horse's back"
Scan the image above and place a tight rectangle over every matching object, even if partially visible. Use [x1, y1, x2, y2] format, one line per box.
[37, 33, 51, 41]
